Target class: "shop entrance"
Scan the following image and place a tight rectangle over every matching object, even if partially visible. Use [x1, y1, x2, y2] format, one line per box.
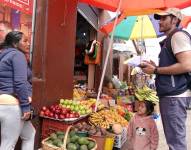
[74, 12, 97, 88]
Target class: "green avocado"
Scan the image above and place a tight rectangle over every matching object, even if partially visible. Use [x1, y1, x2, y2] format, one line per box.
[46, 139, 53, 145]
[67, 143, 77, 150]
[52, 139, 62, 147]
[57, 134, 65, 140]
[56, 131, 65, 136]
[75, 143, 80, 149]
[69, 130, 76, 137]
[80, 145, 88, 150]
[88, 141, 95, 149]
[78, 137, 88, 145]
[70, 135, 79, 143]
[50, 133, 57, 140]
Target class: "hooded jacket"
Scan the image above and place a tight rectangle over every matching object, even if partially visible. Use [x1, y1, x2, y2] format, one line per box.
[0, 48, 30, 113]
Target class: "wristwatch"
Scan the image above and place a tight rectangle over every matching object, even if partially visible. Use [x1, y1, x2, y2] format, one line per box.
[154, 67, 158, 74]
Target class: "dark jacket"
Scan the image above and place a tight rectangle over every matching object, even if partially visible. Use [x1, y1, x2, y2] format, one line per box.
[0, 48, 31, 113]
[156, 29, 191, 97]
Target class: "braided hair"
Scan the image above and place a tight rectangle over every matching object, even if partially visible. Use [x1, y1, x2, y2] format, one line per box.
[0, 31, 23, 50]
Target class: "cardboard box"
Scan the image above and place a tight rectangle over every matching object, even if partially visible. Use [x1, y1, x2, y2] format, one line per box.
[113, 127, 127, 148]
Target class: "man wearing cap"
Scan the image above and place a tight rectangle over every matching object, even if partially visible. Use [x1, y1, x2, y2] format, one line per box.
[141, 8, 191, 150]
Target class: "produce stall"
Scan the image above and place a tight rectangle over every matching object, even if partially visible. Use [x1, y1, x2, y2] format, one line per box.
[39, 85, 134, 150]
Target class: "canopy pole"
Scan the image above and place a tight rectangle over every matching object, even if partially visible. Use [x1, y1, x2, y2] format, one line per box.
[94, 0, 122, 112]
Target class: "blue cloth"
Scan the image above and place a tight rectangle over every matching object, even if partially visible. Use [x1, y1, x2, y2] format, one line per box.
[0, 48, 31, 113]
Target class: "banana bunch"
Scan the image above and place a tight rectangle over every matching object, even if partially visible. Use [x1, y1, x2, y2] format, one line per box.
[89, 109, 128, 129]
[135, 85, 159, 103]
[89, 111, 110, 128]
[73, 88, 86, 99]
[80, 98, 96, 107]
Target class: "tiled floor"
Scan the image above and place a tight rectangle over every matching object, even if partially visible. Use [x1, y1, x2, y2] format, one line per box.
[122, 111, 191, 150]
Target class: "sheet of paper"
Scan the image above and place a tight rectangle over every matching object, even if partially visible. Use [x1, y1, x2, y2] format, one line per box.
[125, 55, 147, 67]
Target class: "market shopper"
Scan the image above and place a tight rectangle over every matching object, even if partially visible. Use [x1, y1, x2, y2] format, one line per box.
[127, 100, 159, 150]
[0, 31, 35, 150]
[141, 8, 191, 150]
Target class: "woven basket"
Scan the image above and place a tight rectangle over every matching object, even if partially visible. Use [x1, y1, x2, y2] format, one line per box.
[41, 137, 63, 150]
[63, 126, 97, 150]
[41, 127, 71, 150]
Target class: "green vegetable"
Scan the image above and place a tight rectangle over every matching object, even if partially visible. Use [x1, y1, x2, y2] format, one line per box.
[80, 145, 88, 150]
[88, 141, 95, 149]
[67, 143, 77, 150]
[50, 133, 57, 140]
[78, 137, 88, 145]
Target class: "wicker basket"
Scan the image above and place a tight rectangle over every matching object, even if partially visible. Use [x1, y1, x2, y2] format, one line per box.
[41, 137, 63, 150]
[63, 126, 97, 150]
[41, 127, 72, 150]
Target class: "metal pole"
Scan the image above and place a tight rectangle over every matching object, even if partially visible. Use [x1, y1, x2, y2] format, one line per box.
[94, 0, 122, 112]
[29, 0, 37, 65]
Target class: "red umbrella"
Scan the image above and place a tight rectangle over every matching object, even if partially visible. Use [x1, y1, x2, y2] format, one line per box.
[181, 16, 191, 28]
[79, 0, 191, 15]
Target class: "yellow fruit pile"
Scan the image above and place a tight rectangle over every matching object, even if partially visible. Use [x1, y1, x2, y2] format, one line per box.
[89, 109, 128, 129]
[73, 88, 86, 100]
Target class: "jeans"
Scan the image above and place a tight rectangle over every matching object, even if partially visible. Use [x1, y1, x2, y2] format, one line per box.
[0, 105, 36, 150]
[160, 97, 191, 150]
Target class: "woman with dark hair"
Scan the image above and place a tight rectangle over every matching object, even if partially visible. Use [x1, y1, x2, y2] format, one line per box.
[0, 31, 35, 150]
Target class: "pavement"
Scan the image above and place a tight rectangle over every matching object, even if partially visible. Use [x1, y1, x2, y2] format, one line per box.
[121, 110, 191, 150]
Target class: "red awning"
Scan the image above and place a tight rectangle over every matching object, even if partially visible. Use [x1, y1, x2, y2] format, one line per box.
[0, 0, 33, 15]
[79, 0, 191, 13]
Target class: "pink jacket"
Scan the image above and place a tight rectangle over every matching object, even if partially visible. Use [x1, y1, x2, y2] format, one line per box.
[127, 114, 159, 150]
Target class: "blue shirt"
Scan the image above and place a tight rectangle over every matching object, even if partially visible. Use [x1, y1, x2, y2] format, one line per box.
[0, 48, 31, 113]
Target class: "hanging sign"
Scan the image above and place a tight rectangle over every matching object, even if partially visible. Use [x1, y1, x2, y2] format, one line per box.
[0, 0, 33, 15]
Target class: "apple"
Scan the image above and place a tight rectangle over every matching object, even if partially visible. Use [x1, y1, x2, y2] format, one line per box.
[66, 113, 70, 118]
[66, 108, 71, 113]
[54, 114, 59, 119]
[60, 99, 65, 104]
[50, 105, 54, 111]
[69, 113, 75, 118]
[55, 109, 61, 114]
[49, 112, 54, 118]
[42, 106, 47, 111]
[61, 108, 67, 114]
[59, 114, 65, 119]
[74, 112, 80, 118]
[74, 106, 79, 112]
[80, 110, 86, 115]
[40, 111, 44, 116]
[79, 106, 85, 111]
[45, 110, 50, 116]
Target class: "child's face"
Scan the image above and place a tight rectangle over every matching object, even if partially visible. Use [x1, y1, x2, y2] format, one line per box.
[137, 101, 147, 116]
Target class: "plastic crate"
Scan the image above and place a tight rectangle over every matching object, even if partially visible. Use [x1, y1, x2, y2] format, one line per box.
[41, 118, 69, 140]
[41, 117, 88, 140]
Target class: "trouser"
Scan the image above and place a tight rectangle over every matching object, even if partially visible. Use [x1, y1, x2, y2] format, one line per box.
[160, 97, 191, 150]
[0, 105, 36, 150]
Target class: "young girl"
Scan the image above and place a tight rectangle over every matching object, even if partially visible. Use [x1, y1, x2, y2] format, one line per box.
[127, 100, 159, 150]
